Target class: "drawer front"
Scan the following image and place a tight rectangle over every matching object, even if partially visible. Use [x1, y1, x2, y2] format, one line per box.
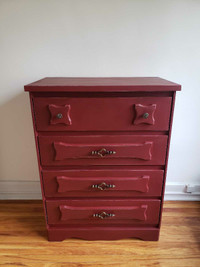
[46, 199, 161, 225]
[38, 135, 168, 166]
[42, 169, 164, 197]
[34, 97, 172, 131]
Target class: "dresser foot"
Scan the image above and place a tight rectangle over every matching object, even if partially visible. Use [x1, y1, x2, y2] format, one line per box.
[47, 227, 159, 242]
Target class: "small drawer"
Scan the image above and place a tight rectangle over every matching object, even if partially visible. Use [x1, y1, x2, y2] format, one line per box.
[42, 169, 164, 198]
[38, 134, 168, 166]
[33, 97, 172, 131]
[46, 199, 161, 225]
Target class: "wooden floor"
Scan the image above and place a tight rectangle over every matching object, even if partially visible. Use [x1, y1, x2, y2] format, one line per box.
[0, 201, 199, 267]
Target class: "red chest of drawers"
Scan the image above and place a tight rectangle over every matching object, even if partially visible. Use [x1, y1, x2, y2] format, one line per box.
[24, 77, 181, 241]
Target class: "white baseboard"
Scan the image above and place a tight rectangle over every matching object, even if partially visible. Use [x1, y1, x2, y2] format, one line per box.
[164, 183, 200, 201]
[0, 181, 42, 200]
[0, 181, 200, 201]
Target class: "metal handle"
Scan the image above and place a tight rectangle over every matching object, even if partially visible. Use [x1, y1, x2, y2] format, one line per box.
[91, 148, 116, 158]
[56, 113, 63, 119]
[93, 211, 115, 219]
[143, 112, 149, 119]
[91, 182, 116, 191]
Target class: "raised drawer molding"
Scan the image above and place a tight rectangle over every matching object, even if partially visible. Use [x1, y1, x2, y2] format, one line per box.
[25, 77, 181, 241]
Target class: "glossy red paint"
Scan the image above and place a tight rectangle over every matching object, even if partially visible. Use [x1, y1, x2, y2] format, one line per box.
[24, 77, 181, 92]
[25, 77, 181, 241]
[33, 97, 172, 131]
[46, 199, 160, 225]
[38, 135, 168, 166]
[42, 169, 164, 198]
[47, 226, 160, 241]
[48, 104, 72, 126]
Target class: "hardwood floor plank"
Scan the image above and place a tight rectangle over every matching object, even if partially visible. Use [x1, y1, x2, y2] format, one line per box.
[0, 201, 199, 266]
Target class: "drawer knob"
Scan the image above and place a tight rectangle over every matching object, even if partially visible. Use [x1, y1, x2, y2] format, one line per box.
[93, 212, 115, 219]
[92, 182, 116, 191]
[91, 148, 116, 158]
[143, 112, 149, 119]
[56, 113, 63, 119]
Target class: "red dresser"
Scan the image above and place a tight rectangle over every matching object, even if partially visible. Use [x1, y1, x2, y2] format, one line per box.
[24, 77, 181, 241]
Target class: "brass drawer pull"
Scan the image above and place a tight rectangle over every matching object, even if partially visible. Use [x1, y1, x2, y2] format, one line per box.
[91, 182, 116, 191]
[91, 148, 116, 158]
[93, 211, 115, 219]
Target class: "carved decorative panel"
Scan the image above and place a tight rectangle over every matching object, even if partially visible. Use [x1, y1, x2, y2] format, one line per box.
[48, 104, 72, 126]
[56, 175, 150, 193]
[59, 205, 147, 222]
[53, 141, 153, 161]
[134, 104, 157, 125]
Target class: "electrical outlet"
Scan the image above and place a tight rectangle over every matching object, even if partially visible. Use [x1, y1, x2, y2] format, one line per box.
[185, 184, 200, 194]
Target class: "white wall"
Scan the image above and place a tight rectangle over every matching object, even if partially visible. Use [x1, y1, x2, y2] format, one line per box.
[0, 0, 200, 199]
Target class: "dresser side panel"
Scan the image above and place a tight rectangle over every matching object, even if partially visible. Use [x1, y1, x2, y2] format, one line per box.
[29, 93, 48, 227]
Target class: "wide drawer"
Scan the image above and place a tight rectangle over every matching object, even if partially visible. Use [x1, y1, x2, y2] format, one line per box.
[33, 97, 172, 131]
[42, 169, 164, 197]
[46, 199, 161, 225]
[38, 135, 168, 166]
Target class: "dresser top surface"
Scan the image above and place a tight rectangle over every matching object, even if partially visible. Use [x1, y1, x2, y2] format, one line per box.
[24, 77, 181, 92]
